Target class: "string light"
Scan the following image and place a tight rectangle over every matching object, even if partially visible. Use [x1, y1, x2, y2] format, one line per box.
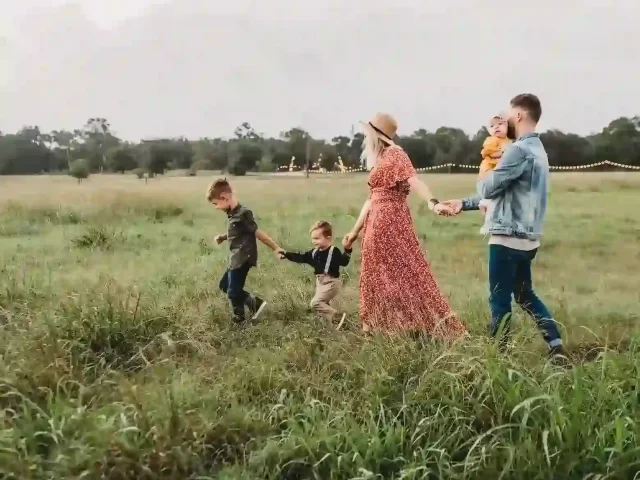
[278, 159, 639, 173]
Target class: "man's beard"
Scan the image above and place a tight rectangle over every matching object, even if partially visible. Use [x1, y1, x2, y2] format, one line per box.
[506, 120, 517, 140]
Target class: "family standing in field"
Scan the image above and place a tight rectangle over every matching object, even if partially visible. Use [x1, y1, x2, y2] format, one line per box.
[208, 93, 568, 362]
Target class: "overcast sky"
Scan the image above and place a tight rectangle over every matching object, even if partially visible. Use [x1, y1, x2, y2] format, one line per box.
[1, 0, 639, 140]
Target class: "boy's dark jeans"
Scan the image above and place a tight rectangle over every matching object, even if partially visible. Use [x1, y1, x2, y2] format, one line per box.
[219, 263, 255, 322]
[488, 244, 562, 348]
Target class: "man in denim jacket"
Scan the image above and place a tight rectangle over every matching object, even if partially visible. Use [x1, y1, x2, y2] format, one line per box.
[445, 94, 566, 360]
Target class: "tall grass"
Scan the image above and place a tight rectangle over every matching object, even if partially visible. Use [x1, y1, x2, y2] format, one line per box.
[0, 173, 639, 479]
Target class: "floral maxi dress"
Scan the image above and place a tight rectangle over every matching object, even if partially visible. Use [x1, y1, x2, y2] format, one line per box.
[359, 146, 467, 339]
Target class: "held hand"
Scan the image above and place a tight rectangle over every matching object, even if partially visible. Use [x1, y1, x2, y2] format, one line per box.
[275, 247, 286, 259]
[434, 203, 454, 216]
[214, 234, 226, 245]
[441, 199, 463, 215]
[343, 232, 358, 248]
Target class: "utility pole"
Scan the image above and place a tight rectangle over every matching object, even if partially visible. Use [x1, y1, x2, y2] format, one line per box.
[349, 124, 356, 168]
[305, 135, 311, 179]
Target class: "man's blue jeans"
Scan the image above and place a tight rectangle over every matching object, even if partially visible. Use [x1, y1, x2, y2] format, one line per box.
[488, 244, 562, 348]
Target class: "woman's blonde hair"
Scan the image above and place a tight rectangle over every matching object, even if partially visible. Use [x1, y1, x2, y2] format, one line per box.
[361, 123, 387, 170]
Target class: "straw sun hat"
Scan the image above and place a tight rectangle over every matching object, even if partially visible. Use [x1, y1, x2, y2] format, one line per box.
[361, 113, 397, 146]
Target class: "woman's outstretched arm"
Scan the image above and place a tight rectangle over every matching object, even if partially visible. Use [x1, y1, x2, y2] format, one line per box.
[345, 199, 371, 245]
[407, 176, 454, 215]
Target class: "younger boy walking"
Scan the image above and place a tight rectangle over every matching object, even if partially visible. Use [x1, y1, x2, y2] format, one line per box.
[207, 178, 282, 324]
[280, 221, 351, 328]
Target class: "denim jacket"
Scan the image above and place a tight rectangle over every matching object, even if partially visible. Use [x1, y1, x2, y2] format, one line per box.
[462, 133, 549, 240]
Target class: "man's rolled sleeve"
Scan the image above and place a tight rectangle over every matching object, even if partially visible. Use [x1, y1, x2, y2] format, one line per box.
[462, 195, 481, 211]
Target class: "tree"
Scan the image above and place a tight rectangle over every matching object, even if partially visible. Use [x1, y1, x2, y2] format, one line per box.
[81, 117, 120, 171]
[590, 117, 640, 166]
[264, 137, 291, 168]
[2, 114, 640, 177]
[227, 158, 247, 176]
[234, 122, 261, 140]
[281, 128, 311, 168]
[193, 138, 229, 171]
[106, 145, 138, 173]
[318, 143, 338, 170]
[228, 139, 263, 173]
[280, 127, 321, 176]
[166, 138, 194, 169]
[69, 159, 90, 183]
[51, 129, 76, 166]
[257, 153, 276, 172]
[132, 168, 146, 179]
[141, 140, 173, 175]
[541, 130, 596, 167]
[0, 134, 54, 174]
[349, 133, 365, 167]
[17, 126, 43, 145]
[397, 134, 437, 169]
[331, 135, 359, 167]
[432, 127, 471, 165]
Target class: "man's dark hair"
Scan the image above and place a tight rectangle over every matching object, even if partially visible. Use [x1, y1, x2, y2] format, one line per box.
[510, 93, 542, 123]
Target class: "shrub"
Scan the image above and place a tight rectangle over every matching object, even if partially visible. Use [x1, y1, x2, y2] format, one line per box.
[72, 226, 121, 250]
[132, 168, 146, 179]
[227, 161, 247, 176]
[257, 154, 275, 172]
[68, 159, 90, 183]
[190, 159, 212, 176]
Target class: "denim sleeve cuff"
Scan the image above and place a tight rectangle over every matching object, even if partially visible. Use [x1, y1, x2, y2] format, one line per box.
[462, 198, 480, 211]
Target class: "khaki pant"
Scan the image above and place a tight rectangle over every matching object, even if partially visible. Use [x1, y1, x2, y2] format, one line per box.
[310, 274, 341, 320]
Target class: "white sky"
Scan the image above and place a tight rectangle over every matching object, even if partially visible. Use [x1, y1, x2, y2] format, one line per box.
[0, 0, 158, 30]
[1, 0, 639, 140]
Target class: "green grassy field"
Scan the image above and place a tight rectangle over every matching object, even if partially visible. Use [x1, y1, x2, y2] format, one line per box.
[0, 172, 639, 479]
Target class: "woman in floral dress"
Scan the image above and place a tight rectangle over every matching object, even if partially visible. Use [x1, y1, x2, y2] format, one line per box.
[344, 113, 467, 339]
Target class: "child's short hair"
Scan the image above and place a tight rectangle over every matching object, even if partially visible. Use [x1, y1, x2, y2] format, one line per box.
[206, 178, 232, 201]
[488, 115, 505, 128]
[310, 220, 332, 237]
